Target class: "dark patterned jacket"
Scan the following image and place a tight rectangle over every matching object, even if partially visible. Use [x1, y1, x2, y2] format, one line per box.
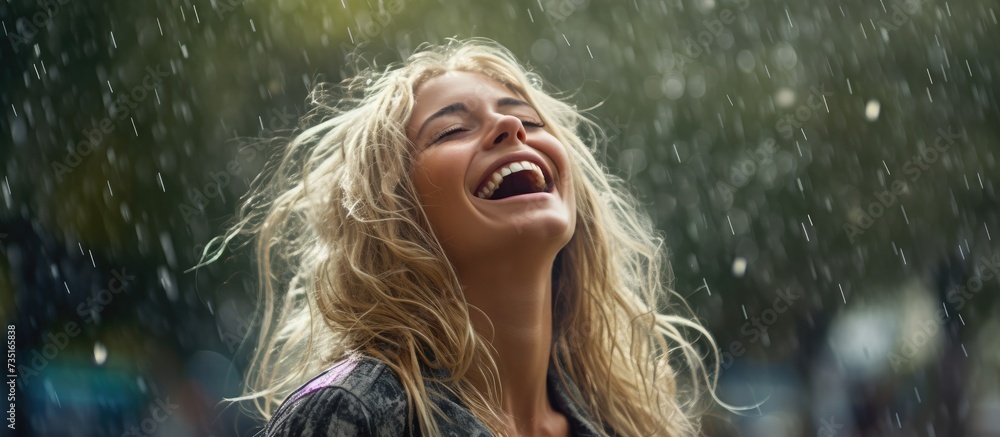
[261, 354, 606, 436]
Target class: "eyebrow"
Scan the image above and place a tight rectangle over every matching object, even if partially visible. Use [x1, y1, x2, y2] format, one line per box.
[415, 97, 536, 141]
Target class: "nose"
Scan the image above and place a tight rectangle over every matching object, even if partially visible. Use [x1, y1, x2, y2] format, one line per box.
[488, 115, 527, 149]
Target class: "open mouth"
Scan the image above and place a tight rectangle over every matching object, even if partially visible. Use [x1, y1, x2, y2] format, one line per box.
[474, 160, 554, 200]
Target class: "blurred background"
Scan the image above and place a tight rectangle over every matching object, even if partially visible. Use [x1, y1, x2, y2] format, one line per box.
[1, 0, 998, 435]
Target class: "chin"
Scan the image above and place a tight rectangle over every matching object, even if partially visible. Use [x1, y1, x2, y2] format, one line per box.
[505, 211, 575, 247]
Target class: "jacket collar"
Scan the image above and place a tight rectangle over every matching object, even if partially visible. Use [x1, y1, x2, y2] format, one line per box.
[419, 352, 607, 436]
[546, 362, 606, 436]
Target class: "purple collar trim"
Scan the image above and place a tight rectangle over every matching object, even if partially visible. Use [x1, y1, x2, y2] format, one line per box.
[288, 356, 360, 403]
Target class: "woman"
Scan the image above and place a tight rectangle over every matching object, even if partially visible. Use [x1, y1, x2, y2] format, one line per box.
[205, 38, 722, 436]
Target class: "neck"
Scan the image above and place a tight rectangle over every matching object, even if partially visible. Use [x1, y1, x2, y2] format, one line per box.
[456, 253, 558, 433]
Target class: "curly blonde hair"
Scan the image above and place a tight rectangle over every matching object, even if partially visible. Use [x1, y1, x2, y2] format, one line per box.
[200, 37, 722, 436]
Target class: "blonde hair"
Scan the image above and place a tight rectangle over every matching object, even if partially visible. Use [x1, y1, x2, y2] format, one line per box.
[201, 37, 722, 436]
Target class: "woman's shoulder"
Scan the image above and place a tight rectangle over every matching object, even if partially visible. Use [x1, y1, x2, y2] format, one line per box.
[261, 354, 409, 436]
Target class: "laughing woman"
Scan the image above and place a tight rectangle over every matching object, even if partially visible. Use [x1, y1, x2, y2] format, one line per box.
[207, 38, 721, 436]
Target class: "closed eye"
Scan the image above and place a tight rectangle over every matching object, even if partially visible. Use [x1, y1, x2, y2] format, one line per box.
[430, 126, 467, 144]
[428, 119, 545, 146]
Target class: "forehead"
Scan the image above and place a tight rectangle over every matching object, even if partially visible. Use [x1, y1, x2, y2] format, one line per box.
[415, 70, 516, 106]
[407, 71, 522, 127]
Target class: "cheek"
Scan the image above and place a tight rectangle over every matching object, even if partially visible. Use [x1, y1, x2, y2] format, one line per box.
[413, 156, 459, 204]
[412, 162, 468, 250]
[411, 164, 438, 202]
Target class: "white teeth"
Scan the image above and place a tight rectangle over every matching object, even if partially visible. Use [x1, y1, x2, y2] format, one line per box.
[476, 160, 549, 199]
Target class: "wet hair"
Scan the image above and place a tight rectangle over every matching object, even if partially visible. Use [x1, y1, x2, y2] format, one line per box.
[203, 37, 723, 436]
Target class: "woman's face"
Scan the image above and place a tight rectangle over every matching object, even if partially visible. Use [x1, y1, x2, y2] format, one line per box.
[406, 71, 576, 268]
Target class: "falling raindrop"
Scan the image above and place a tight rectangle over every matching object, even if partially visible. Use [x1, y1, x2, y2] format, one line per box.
[732, 257, 747, 277]
[865, 99, 881, 121]
[94, 342, 107, 365]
